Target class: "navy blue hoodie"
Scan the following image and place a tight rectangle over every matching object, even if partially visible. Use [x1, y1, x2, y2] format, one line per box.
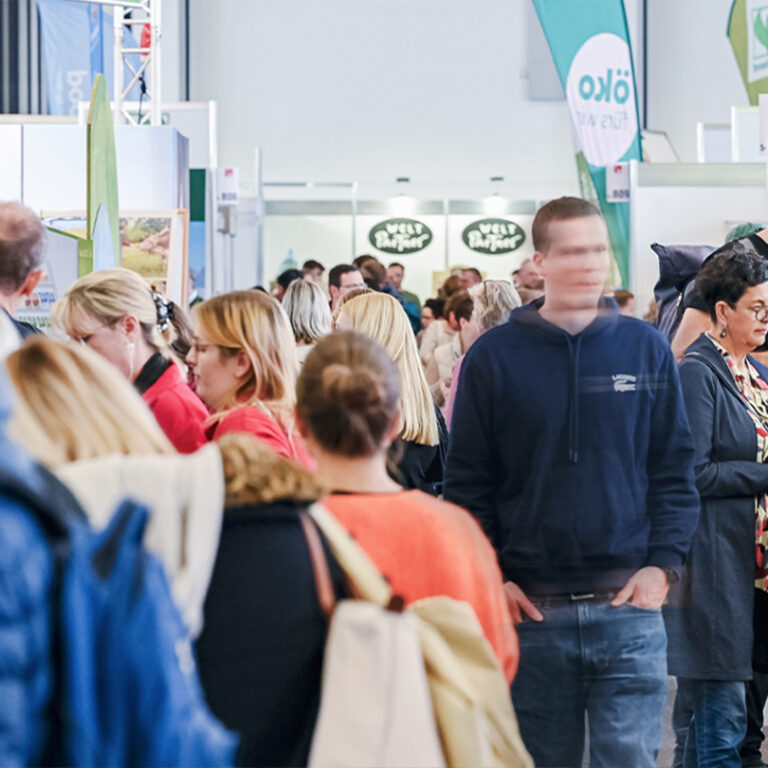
[444, 297, 699, 595]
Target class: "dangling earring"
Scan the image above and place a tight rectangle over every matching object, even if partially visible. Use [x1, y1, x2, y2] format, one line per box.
[720, 327, 727, 338]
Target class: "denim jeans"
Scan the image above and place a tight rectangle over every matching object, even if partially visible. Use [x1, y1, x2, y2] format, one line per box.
[677, 678, 746, 768]
[741, 673, 768, 767]
[511, 599, 668, 768]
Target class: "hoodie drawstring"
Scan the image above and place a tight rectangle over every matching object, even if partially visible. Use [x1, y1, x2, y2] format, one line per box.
[565, 335, 582, 464]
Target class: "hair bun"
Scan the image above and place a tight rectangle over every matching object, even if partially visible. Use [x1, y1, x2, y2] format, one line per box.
[321, 363, 384, 412]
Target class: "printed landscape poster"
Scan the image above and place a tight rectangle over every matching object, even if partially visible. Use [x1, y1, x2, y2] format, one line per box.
[42, 210, 189, 306]
[121, 210, 188, 306]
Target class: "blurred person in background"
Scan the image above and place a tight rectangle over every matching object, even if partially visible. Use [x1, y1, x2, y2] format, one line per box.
[282, 278, 332, 366]
[336, 292, 447, 496]
[420, 275, 462, 364]
[187, 290, 313, 469]
[418, 297, 444, 347]
[387, 262, 421, 310]
[330, 287, 373, 330]
[514, 258, 542, 291]
[445, 197, 698, 767]
[612, 289, 636, 317]
[53, 268, 208, 453]
[425, 290, 472, 407]
[328, 264, 366, 312]
[671, 223, 768, 362]
[672, 250, 768, 768]
[358, 256, 421, 333]
[273, 268, 302, 302]
[459, 267, 482, 291]
[516, 286, 545, 305]
[301, 259, 325, 283]
[444, 280, 521, 429]
[297, 330, 518, 683]
[0, 202, 47, 339]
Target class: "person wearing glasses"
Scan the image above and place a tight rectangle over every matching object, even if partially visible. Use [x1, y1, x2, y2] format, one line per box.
[186, 290, 314, 469]
[53, 268, 208, 453]
[672, 248, 768, 767]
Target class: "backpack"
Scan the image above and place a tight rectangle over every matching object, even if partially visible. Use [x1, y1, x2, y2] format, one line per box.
[651, 242, 712, 341]
[302, 505, 533, 768]
[0, 461, 237, 767]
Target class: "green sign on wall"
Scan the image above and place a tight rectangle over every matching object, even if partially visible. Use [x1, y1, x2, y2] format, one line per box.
[462, 219, 526, 255]
[369, 218, 433, 255]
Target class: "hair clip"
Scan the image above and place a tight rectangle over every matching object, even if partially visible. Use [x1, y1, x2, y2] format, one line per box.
[153, 292, 171, 332]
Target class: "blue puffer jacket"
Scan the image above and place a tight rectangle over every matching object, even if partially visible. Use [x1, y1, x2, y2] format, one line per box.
[0, 371, 53, 766]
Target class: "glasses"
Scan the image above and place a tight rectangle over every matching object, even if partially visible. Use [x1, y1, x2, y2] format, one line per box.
[748, 305, 768, 323]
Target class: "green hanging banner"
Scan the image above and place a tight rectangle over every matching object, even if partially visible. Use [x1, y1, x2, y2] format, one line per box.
[532, 0, 642, 288]
[728, 0, 768, 105]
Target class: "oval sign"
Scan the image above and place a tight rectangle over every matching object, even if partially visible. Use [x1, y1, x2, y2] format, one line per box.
[369, 218, 433, 255]
[462, 218, 526, 255]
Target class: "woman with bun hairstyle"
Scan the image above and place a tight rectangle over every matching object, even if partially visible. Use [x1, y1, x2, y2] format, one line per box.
[297, 331, 518, 682]
[187, 290, 313, 469]
[52, 268, 208, 453]
[336, 291, 447, 495]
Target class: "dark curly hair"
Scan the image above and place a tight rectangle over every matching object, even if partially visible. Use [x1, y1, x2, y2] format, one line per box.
[695, 247, 768, 322]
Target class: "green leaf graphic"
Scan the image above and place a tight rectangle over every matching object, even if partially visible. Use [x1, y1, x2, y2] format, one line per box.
[755, 11, 768, 51]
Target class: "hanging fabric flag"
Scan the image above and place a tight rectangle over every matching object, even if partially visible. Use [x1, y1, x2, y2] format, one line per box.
[532, 0, 642, 288]
[38, 0, 141, 116]
[728, 0, 768, 105]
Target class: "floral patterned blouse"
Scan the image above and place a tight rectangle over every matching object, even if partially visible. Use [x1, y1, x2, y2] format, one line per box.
[707, 333, 768, 591]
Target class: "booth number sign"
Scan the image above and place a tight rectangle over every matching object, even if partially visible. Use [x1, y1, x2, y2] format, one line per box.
[462, 219, 526, 255]
[369, 218, 433, 254]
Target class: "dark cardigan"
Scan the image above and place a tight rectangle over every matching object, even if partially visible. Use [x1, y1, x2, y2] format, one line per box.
[195, 501, 345, 767]
[667, 334, 768, 680]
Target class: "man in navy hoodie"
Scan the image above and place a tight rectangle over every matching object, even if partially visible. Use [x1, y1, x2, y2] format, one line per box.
[445, 197, 699, 768]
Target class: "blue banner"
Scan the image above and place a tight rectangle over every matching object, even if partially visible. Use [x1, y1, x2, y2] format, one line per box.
[532, 0, 641, 288]
[38, 0, 141, 116]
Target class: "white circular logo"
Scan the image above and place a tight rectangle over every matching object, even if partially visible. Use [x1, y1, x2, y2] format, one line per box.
[565, 33, 638, 168]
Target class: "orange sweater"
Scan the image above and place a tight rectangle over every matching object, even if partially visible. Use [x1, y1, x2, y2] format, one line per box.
[324, 490, 519, 683]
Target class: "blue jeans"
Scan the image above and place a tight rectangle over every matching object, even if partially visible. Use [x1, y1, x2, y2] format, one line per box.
[676, 678, 746, 768]
[512, 599, 668, 768]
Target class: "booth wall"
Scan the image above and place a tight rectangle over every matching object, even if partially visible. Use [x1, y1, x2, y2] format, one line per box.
[647, 0, 747, 162]
[189, 0, 580, 200]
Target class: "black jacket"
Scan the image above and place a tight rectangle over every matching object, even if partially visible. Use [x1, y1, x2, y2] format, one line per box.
[390, 406, 448, 496]
[2, 308, 39, 339]
[668, 334, 768, 680]
[196, 501, 345, 767]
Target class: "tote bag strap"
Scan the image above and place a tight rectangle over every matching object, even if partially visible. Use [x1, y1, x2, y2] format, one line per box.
[307, 503, 393, 608]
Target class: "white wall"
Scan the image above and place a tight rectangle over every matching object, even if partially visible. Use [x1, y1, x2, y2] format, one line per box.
[189, 0, 580, 201]
[647, 0, 748, 162]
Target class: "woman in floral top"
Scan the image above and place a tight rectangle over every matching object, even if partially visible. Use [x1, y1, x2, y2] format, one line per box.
[673, 247, 768, 768]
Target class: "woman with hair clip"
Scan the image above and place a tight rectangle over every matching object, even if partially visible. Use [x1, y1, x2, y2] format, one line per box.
[336, 291, 447, 495]
[187, 290, 314, 469]
[52, 268, 208, 453]
[297, 330, 518, 683]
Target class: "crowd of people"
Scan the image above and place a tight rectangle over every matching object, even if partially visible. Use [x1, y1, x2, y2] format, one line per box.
[0, 195, 767, 767]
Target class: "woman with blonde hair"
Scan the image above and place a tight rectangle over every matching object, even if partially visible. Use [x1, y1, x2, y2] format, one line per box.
[187, 289, 313, 468]
[52, 267, 208, 453]
[5, 337, 174, 465]
[4, 337, 225, 638]
[282, 278, 332, 365]
[336, 291, 446, 495]
[297, 331, 517, 681]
